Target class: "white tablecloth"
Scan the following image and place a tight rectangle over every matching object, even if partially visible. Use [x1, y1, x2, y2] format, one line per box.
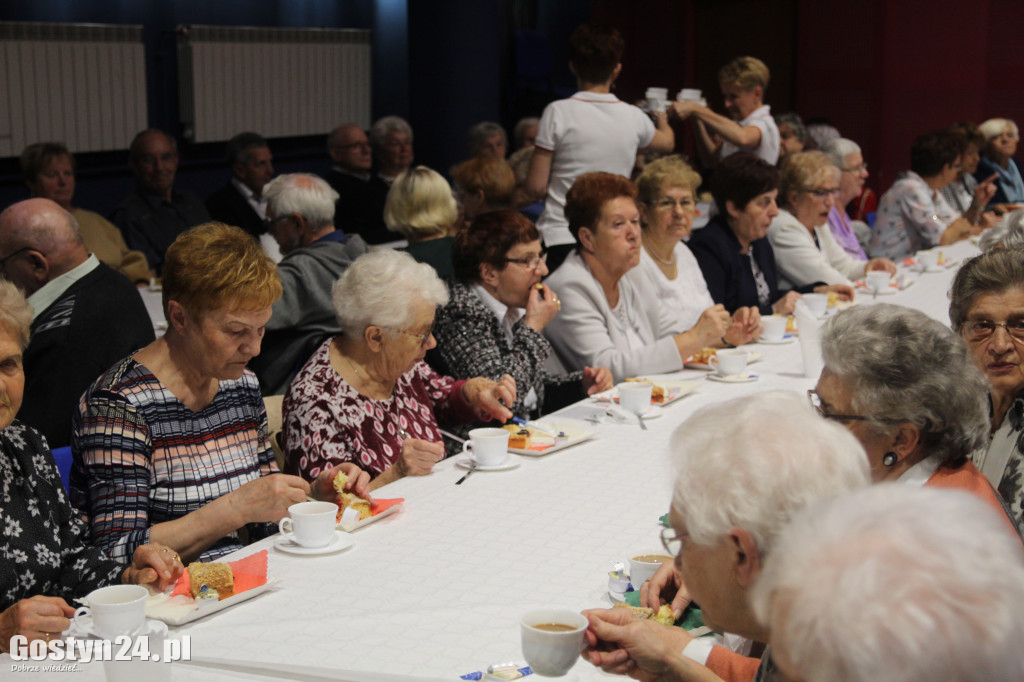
[7, 242, 979, 681]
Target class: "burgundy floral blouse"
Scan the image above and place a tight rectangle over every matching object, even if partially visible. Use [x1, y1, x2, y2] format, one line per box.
[282, 339, 475, 479]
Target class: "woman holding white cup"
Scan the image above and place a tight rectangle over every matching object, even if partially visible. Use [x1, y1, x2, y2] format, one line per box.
[0, 281, 182, 652]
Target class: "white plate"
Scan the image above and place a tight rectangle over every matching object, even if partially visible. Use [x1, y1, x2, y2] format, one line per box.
[456, 457, 521, 472]
[706, 373, 759, 383]
[685, 351, 764, 371]
[757, 335, 795, 345]
[273, 530, 354, 556]
[336, 501, 403, 532]
[590, 380, 701, 407]
[144, 577, 281, 626]
[67, 615, 167, 640]
[507, 417, 596, 457]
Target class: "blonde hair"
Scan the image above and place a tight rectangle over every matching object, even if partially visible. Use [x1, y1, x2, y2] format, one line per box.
[162, 222, 282, 317]
[778, 151, 839, 209]
[451, 156, 515, 208]
[718, 56, 770, 92]
[636, 155, 702, 205]
[384, 166, 458, 239]
[0, 280, 33, 350]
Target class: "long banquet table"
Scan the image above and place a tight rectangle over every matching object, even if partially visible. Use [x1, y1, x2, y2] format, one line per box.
[8, 241, 980, 681]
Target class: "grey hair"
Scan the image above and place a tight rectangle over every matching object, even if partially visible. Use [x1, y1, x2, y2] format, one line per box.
[331, 249, 449, 338]
[0, 280, 34, 350]
[949, 247, 1024, 331]
[821, 304, 989, 462]
[751, 485, 1024, 682]
[225, 132, 268, 166]
[977, 209, 1024, 252]
[820, 138, 862, 169]
[514, 117, 539, 148]
[806, 123, 840, 148]
[262, 173, 338, 232]
[773, 112, 808, 144]
[369, 115, 413, 151]
[670, 392, 870, 558]
[979, 118, 1019, 141]
[383, 166, 458, 239]
[467, 121, 507, 156]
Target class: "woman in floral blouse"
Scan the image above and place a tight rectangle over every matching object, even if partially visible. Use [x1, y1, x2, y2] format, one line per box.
[0, 281, 180, 651]
[283, 249, 516, 489]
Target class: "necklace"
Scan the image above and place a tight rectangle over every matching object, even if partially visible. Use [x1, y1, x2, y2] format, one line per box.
[643, 234, 676, 266]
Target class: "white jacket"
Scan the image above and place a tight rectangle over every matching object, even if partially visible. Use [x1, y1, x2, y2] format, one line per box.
[767, 209, 866, 289]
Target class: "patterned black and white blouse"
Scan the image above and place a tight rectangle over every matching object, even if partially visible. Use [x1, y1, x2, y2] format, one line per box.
[431, 279, 582, 419]
[1, 420, 122, 611]
[981, 396, 1024, 531]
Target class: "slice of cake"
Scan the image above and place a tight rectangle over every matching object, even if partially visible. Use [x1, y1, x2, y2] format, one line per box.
[187, 562, 234, 600]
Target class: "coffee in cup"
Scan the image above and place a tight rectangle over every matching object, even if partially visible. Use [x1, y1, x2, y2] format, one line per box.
[629, 553, 674, 587]
[278, 500, 338, 548]
[73, 584, 148, 639]
[709, 348, 748, 377]
[520, 608, 588, 677]
[463, 427, 510, 466]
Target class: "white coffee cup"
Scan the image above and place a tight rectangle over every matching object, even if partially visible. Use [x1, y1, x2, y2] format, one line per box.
[709, 348, 748, 377]
[802, 293, 828, 317]
[676, 88, 702, 102]
[629, 552, 675, 588]
[73, 584, 148, 639]
[918, 249, 939, 270]
[761, 315, 787, 342]
[617, 382, 653, 416]
[645, 87, 668, 100]
[278, 500, 338, 548]
[463, 427, 510, 466]
[866, 270, 891, 294]
[520, 609, 588, 677]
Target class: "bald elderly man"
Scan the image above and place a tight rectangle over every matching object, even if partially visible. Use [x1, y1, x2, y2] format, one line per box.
[0, 199, 154, 448]
[324, 123, 391, 244]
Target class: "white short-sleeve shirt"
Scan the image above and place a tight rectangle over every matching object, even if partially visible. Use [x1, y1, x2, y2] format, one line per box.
[720, 104, 780, 166]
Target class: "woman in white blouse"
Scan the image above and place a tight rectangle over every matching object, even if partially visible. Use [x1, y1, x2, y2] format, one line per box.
[768, 151, 894, 290]
[628, 156, 761, 346]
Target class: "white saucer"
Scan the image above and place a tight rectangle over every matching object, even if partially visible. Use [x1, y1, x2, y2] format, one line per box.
[758, 335, 795, 345]
[639, 406, 663, 420]
[706, 373, 759, 383]
[273, 530, 354, 556]
[67, 616, 166, 640]
[917, 265, 944, 273]
[864, 286, 897, 295]
[457, 457, 521, 472]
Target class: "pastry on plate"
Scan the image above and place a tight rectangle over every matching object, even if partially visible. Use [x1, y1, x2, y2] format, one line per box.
[187, 562, 234, 600]
[333, 471, 371, 520]
[502, 424, 531, 449]
[625, 377, 665, 403]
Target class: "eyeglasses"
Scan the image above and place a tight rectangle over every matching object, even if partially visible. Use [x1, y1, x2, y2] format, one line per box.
[504, 251, 547, 270]
[807, 389, 873, 422]
[804, 187, 841, 199]
[393, 324, 435, 346]
[652, 198, 696, 212]
[660, 526, 683, 556]
[0, 247, 38, 273]
[840, 162, 868, 173]
[963, 319, 1024, 343]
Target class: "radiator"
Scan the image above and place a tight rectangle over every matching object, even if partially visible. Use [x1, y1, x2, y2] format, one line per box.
[0, 22, 147, 157]
[177, 25, 372, 143]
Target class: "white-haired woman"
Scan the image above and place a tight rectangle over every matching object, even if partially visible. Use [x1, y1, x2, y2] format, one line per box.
[0, 281, 181, 651]
[813, 304, 1021, 536]
[752, 485, 1024, 682]
[581, 392, 870, 681]
[386, 166, 459, 279]
[767, 151, 895, 290]
[820, 138, 871, 260]
[949, 248, 1024, 531]
[976, 118, 1024, 205]
[978, 209, 1024, 252]
[282, 250, 515, 489]
[467, 121, 507, 158]
[370, 115, 414, 185]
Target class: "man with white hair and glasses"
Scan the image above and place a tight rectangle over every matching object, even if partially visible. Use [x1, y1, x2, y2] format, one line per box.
[751, 485, 1024, 682]
[581, 391, 870, 681]
[248, 173, 370, 394]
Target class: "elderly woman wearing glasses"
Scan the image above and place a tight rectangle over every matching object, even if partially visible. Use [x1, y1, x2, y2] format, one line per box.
[432, 210, 612, 420]
[628, 156, 761, 347]
[767, 151, 894, 291]
[812, 304, 1019, 534]
[283, 249, 515, 489]
[950, 249, 1024, 530]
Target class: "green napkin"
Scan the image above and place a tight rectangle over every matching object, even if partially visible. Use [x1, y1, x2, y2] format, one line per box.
[622, 589, 705, 630]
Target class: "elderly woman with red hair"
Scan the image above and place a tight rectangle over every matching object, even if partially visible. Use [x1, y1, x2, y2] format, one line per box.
[543, 172, 733, 382]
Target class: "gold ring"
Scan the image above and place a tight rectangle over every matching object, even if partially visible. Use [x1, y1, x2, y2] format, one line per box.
[43, 632, 51, 644]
